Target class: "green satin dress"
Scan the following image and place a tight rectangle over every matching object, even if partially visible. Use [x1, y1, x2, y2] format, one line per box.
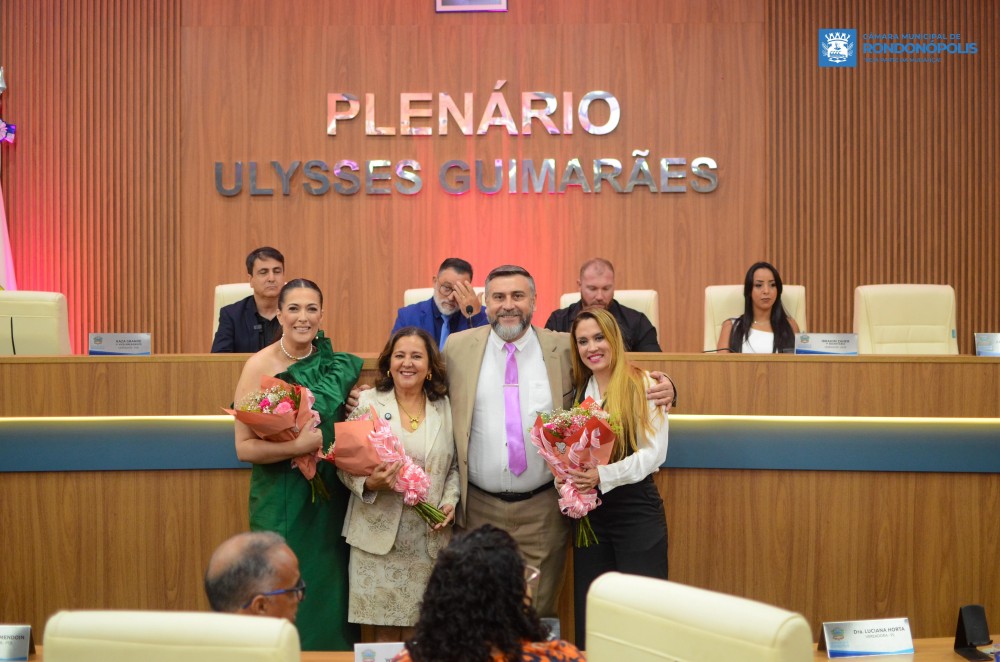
[248, 332, 362, 651]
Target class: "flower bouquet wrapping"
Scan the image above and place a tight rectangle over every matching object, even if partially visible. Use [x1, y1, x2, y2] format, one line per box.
[326, 405, 448, 527]
[529, 397, 616, 547]
[224, 376, 329, 502]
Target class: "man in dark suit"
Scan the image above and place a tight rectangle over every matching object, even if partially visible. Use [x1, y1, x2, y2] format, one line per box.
[211, 247, 284, 353]
[544, 257, 662, 351]
[391, 257, 488, 349]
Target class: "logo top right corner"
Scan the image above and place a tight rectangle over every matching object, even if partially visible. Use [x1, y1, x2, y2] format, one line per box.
[819, 29, 858, 67]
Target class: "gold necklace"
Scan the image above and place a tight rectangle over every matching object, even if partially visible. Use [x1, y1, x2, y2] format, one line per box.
[396, 394, 425, 431]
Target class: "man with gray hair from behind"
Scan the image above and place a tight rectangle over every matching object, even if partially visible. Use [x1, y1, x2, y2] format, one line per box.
[204, 531, 305, 625]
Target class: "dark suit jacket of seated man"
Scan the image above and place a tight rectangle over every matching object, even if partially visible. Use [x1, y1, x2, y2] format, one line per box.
[545, 299, 661, 352]
[212, 295, 281, 353]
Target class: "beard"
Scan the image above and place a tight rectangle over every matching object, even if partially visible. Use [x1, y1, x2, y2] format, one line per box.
[433, 293, 458, 315]
[489, 309, 533, 341]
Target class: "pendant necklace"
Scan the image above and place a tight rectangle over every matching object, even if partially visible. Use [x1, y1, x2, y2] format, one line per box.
[397, 395, 425, 431]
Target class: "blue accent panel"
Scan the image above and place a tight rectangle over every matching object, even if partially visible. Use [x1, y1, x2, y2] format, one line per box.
[665, 417, 1000, 473]
[2, 415, 999, 474]
[1, 418, 250, 472]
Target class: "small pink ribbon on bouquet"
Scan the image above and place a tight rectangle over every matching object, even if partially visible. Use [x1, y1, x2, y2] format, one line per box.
[558, 481, 601, 519]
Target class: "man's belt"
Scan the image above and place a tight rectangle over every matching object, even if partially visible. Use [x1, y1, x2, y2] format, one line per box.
[474, 482, 553, 503]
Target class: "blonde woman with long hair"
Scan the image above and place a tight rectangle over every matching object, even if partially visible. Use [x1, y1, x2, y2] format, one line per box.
[567, 307, 669, 648]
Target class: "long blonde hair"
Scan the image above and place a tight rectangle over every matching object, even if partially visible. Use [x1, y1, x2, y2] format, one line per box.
[570, 308, 657, 462]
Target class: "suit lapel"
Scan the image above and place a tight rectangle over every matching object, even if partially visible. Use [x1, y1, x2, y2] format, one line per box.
[537, 328, 565, 408]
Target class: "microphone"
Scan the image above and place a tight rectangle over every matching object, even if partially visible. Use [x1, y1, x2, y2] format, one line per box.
[702, 348, 732, 353]
[465, 305, 475, 317]
[254, 323, 264, 347]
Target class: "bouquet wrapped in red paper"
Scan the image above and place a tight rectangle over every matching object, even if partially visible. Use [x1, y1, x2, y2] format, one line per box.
[529, 397, 616, 547]
[225, 376, 329, 502]
[324, 405, 448, 527]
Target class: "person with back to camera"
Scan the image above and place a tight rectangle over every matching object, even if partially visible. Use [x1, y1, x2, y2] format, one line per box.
[339, 326, 460, 643]
[233, 278, 361, 650]
[566, 308, 670, 649]
[716, 261, 800, 353]
[393, 524, 585, 662]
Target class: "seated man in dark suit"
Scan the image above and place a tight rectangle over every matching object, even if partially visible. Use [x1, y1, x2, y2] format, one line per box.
[391, 257, 488, 349]
[204, 531, 304, 623]
[544, 257, 662, 351]
[211, 247, 284, 353]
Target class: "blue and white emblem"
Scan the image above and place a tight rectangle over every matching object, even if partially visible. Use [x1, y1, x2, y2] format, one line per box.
[819, 29, 857, 67]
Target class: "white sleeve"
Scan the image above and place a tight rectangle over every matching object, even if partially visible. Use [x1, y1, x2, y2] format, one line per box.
[596, 383, 669, 494]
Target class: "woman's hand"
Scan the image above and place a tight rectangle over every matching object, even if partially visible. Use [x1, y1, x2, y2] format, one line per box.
[431, 504, 455, 531]
[364, 461, 401, 491]
[565, 466, 600, 492]
[294, 425, 324, 455]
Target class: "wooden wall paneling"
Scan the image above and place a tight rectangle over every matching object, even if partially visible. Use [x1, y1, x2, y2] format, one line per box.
[178, 1, 769, 353]
[0, 0, 181, 353]
[768, 0, 999, 353]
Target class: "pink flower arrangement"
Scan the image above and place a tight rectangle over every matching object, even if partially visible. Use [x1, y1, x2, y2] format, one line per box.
[327, 406, 448, 526]
[225, 376, 329, 502]
[530, 397, 616, 547]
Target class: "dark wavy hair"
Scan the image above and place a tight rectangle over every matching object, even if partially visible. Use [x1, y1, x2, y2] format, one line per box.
[728, 261, 795, 353]
[374, 327, 448, 401]
[404, 525, 548, 662]
[278, 278, 323, 308]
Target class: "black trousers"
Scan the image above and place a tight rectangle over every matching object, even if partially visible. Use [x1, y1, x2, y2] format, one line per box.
[573, 475, 668, 648]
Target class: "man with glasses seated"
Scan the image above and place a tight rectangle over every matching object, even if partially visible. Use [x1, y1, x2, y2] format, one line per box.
[391, 258, 487, 349]
[205, 531, 306, 624]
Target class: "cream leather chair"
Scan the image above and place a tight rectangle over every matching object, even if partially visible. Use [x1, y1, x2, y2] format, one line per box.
[559, 290, 659, 338]
[587, 573, 813, 662]
[853, 284, 958, 354]
[212, 282, 254, 338]
[704, 285, 807, 351]
[43, 610, 300, 662]
[402, 286, 484, 306]
[0, 290, 72, 355]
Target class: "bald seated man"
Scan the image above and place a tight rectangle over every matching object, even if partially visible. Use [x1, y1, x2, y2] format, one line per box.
[204, 531, 305, 623]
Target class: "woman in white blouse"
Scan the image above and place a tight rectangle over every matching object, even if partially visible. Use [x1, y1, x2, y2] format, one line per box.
[717, 261, 800, 353]
[566, 308, 669, 648]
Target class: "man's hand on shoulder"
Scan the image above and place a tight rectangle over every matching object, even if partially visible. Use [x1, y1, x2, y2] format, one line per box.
[646, 371, 676, 411]
[345, 384, 374, 414]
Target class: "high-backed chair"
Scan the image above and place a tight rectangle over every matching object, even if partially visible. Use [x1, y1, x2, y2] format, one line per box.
[559, 290, 660, 338]
[0, 290, 73, 355]
[212, 282, 254, 338]
[853, 284, 958, 354]
[703, 285, 807, 351]
[402, 287, 484, 306]
[43, 610, 300, 662]
[586, 573, 813, 662]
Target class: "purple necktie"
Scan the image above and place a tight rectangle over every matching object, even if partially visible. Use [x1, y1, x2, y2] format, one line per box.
[503, 342, 527, 476]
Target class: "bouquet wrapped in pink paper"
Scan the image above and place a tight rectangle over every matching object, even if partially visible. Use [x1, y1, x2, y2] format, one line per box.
[326, 405, 448, 527]
[224, 376, 329, 502]
[530, 397, 616, 547]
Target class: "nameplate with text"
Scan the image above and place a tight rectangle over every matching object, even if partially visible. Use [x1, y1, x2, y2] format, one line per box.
[974, 333, 1000, 357]
[0, 625, 33, 662]
[821, 617, 914, 658]
[354, 641, 405, 662]
[795, 333, 858, 355]
[88, 332, 151, 355]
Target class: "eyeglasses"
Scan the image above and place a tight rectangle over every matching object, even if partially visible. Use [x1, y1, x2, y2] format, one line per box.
[241, 579, 307, 609]
[437, 283, 456, 296]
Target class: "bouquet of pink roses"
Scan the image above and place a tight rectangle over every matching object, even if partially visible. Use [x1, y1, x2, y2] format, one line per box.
[530, 397, 616, 547]
[325, 405, 448, 527]
[224, 376, 329, 502]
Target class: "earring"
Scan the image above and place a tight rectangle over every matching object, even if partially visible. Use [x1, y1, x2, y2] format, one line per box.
[426, 372, 432, 381]
[386, 370, 392, 378]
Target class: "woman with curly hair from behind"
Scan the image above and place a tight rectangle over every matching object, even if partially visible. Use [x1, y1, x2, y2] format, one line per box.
[393, 524, 585, 662]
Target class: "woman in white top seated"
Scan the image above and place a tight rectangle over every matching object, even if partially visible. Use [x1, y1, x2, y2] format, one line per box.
[717, 261, 800, 353]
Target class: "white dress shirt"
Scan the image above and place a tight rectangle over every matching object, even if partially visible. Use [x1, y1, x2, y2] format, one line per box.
[584, 374, 669, 494]
[468, 328, 554, 493]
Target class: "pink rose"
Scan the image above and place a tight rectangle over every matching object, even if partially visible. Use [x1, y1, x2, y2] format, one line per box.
[274, 401, 294, 415]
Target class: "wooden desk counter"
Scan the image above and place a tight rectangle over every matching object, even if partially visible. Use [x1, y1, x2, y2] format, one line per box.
[3, 353, 998, 417]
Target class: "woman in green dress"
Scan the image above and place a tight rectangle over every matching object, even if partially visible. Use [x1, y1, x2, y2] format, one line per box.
[233, 278, 362, 650]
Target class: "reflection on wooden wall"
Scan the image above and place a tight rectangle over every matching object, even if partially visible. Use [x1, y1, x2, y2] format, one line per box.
[2, 2, 995, 354]
[768, 1, 999, 352]
[0, 0, 181, 352]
